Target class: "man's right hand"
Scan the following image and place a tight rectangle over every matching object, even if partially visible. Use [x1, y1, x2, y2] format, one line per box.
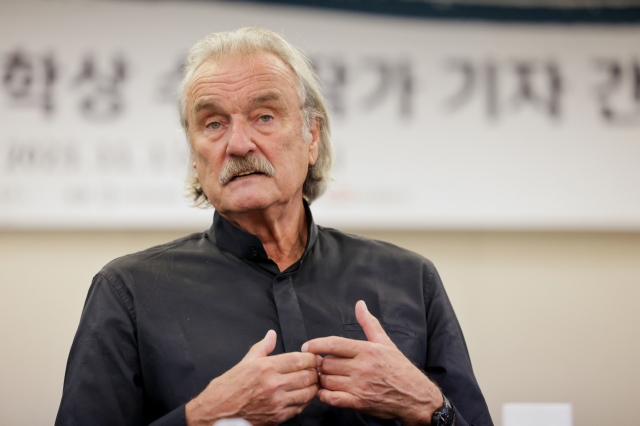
[185, 330, 320, 426]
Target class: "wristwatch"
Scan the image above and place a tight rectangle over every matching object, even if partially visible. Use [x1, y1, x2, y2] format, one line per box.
[431, 393, 456, 426]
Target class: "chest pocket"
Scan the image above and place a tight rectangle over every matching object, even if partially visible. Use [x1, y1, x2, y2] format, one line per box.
[342, 322, 421, 366]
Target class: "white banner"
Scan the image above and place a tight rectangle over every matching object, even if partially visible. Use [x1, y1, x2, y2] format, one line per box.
[1, 0, 639, 230]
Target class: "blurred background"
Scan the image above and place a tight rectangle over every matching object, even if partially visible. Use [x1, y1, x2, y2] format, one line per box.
[1, 0, 639, 424]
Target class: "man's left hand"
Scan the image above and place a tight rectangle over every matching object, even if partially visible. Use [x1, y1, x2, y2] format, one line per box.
[301, 301, 443, 426]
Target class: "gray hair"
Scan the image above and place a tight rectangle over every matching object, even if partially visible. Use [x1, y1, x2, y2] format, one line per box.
[178, 27, 333, 206]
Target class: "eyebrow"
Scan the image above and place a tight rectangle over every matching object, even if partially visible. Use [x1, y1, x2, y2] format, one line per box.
[251, 93, 285, 107]
[194, 100, 222, 114]
[193, 92, 286, 115]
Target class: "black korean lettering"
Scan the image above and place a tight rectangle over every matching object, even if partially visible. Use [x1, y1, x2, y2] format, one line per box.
[444, 59, 500, 118]
[3, 140, 78, 173]
[510, 60, 562, 119]
[444, 58, 562, 120]
[486, 62, 499, 118]
[2, 50, 56, 114]
[594, 58, 640, 125]
[361, 57, 413, 119]
[444, 59, 476, 111]
[73, 54, 127, 120]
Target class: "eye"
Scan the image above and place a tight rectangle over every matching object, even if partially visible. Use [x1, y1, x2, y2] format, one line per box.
[259, 115, 273, 123]
[207, 121, 222, 129]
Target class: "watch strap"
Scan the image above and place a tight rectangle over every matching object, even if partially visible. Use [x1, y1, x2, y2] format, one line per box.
[430, 393, 456, 426]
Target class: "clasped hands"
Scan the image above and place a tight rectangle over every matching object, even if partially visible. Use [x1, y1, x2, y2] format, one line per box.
[186, 301, 443, 426]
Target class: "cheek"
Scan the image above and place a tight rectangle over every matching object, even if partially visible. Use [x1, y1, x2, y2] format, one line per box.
[281, 149, 312, 187]
[192, 144, 222, 181]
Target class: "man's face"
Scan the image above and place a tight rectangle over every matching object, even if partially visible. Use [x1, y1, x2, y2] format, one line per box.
[186, 52, 319, 216]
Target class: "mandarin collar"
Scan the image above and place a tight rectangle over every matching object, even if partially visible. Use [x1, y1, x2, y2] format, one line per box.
[208, 200, 318, 264]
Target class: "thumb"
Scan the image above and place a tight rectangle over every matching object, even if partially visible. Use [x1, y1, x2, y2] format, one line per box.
[355, 300, 394, 346]
[243, 329, 277, 361]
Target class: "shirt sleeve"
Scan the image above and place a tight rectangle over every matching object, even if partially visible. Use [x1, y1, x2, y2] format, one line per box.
[422, 262, 494, 426]
[55, 273, 187, 426]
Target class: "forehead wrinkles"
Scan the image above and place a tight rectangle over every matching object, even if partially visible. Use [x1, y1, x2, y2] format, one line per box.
[187, 54, 299, 112]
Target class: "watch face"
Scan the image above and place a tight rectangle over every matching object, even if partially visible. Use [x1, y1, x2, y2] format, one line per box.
[443, 408, 455, 425]
[432, 395, 456, 426]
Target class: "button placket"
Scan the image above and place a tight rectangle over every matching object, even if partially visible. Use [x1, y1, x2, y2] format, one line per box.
[271, 275, 308, 353]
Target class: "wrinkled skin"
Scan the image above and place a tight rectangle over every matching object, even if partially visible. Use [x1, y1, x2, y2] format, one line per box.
[302, 301, 444, 426]
[186, 330, 320, 426]
[186, 52, 319, 272]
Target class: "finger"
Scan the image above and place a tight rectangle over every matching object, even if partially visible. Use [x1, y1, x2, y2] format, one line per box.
[242, 329, 277, 361]
[283, 383, 319, 407]
[319, 373, 352, 392]
[270, 352, 319, 374]
[271, 404, 312, 425]
[318, 389, 360, 409]
[355, 300, 393, 346]
[318, 355, 354, 376]
[302, 336, 363, 358]
[281, 368, 319, 392]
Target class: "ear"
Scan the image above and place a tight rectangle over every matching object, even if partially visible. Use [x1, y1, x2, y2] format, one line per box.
[192, 161, 197, 169]
[307, 116, 320, 166]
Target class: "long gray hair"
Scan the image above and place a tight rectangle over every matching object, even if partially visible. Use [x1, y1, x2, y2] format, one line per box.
[178, 27, 333, 206]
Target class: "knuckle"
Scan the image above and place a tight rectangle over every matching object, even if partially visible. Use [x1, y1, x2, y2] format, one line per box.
[254, 359, 270, 375]
[324, 376, 336, 390]
[267, 378, 282, 394]
[321, 355, 337, 372]
[321, 355, 333, 367]
[325, 336, 338, 352]
[328, 392, 341, 406]
[272, 390, 286, 407]
[331, 336, 345, 349]
[305, 352, 318, 367]
[306, 370, 319, 384]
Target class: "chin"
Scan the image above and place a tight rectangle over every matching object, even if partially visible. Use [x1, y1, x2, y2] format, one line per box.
[218, 194, 276, 214]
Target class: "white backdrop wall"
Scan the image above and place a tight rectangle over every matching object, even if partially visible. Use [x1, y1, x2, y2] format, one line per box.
[1, 0, 639, 230]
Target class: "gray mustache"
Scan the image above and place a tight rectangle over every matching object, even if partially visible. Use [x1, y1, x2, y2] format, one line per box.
[219, 155, 276, 186]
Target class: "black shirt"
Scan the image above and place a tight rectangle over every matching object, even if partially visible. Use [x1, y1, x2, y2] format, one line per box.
[56, 207, 493, 426]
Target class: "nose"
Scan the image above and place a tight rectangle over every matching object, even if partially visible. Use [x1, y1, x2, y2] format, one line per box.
[226, 118, 256, 157]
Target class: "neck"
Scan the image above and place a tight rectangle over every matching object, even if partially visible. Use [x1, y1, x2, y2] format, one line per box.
[223, 198, 308, 272]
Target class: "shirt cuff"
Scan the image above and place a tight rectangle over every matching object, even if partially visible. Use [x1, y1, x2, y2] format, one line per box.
[148, 404, 187, 426]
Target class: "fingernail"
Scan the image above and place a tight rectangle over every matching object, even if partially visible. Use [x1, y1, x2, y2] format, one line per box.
[301, 342, 308, 352]
[362, 300, 368, 311]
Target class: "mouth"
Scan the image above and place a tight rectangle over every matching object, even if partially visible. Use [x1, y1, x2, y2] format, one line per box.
[219, 155, 276, 186]
[230, 170, 265, 181]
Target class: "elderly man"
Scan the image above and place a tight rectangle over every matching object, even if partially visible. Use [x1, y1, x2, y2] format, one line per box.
[56, 28, 492, 426]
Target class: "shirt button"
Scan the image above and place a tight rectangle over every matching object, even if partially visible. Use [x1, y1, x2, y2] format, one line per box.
[249, 245, 258, 258]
